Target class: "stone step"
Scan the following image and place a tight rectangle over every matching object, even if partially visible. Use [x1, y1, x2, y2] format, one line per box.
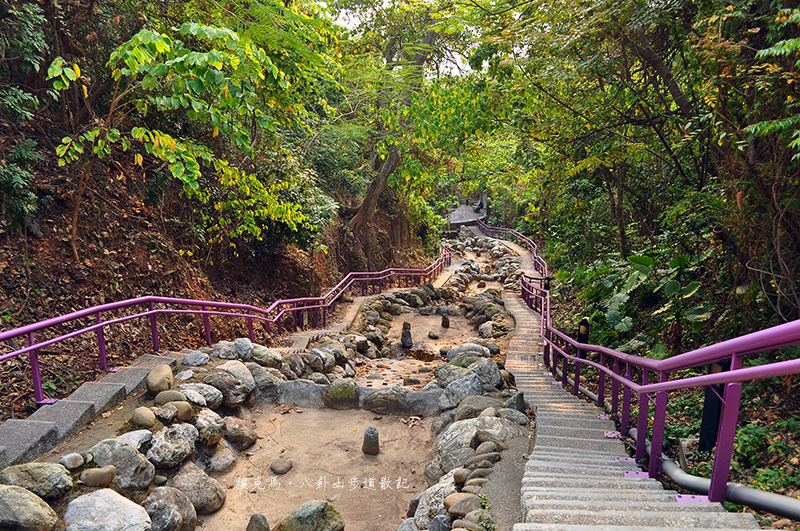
[26, 399, 96, 439]
[0, 419, 59, 465]
[534, 435, 627, 453]
[522, 510, 760, 529]
[530, 447, 627, 459]
[520, 487, 680, 502]
[533, 418, 616, 430]
[536, 426, 614, 438]
[66, 382, 127, 414]
[522, 500, 724, 514]
[526, 455, 639, 470]
[525, 463, 640, 476]
[522, 477, 664, 490]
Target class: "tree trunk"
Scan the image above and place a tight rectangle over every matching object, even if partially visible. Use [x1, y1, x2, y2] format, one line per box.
[349, 147, 402, 232]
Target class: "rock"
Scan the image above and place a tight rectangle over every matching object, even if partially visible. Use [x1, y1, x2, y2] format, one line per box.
[467, 468, 492, 480]
[497, 408, 530, 425]
[246, 362, 281, 401]
[439, 374, 483, 410]
[183, 350, 210, 366]
[364, 332, 384, 349]
[155, 390, 187, 406]
[322, 379, 358, 410]
[251, 345, 283, 369]
[407, 493, 422, 517]
[181, 383, 223, 409]
[148, 364, 174, 396]
[362, 385, 411, 414]
[441, 315, 450, 328]
[59, 452, 85, 470]
[445, 344, 490, 362]
[154, 475, 168, 485]
[302, 351, 325, 373]
[64, 488, 151, 531]
[428, 331, 439, 340]
[195, 441, 237, 476]
[151, 404, 178, 424]
[435, 418, 526, 474]
[175, 370, 194, 382]
[168, 401, 195, 422]
[117, 429, 153, 451]
[193, 408, 227, 446]
[233, 337, 254, 360]
[270, 460, 293, 475]
[88, 439, 154, 489]
[414, 471, 457, 530]
[132, 406, 157, 427]
[464, 452, 500, 467]
[277, 380, 326, 408]
[212, 341, 238, 360]
[465, 359, 503, 389]
[143, 486, 197, 531]
[310, 372, 329, 385]
[362, 426, 379, 455]
[477, 321, 492, 338]
[203, 371, 248, 407]
[224, 417, 257, 450]
[401, 329, 413, 348]
[453, 467, 471, 485]
[0, 484, 58, 531]
[147, 423, 199, 468]
[273, 500, 344, 531]
[247, 514, 272, 531]
[475, 441, 498, 455]
[80, 465, 116, 487]
[434, 364, 466, 387]
[170, 462, 226, 515]
[398, 518, 419, 531]
[0, 462, 72, 500]
[218, 360, 256, 393]
[454, 395, 504, 421]
[428, 514, 451, 531]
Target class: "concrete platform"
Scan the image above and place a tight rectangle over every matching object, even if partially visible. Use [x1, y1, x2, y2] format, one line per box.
[0, 419, 59, 465]
[130, 353, 179, 368]
[26, 399, 96, 439]
[66, 382, 126, 413]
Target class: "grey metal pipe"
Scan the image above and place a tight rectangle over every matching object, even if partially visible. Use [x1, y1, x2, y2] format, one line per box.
[628, 427, 800, 521]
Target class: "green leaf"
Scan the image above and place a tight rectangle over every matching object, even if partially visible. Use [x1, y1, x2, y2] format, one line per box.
[627, 255, 657, 267]
[682, 282, 701, 298]
[685, 305, 712, 322]
[614, 316, 633, 333]
[664, 280, 681, 298]
[622, 269, 648, 293]
[668, 256, 690, 269]
[605, 292, 629, 311]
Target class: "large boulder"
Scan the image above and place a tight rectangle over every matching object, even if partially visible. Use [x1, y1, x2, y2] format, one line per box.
[143, 486, 198, 531]
[438, 374, 483, 410]
[233, 337, 254, 360]
[0, 462, 73, 499]
[454, 395, 504, 421]
[361, 385, 411, 415]
[146, 423, 199, 468]
[277, 380, 326, 408]
[218, 360, 256, 393]
[170, 462, 226, 515]
[433, 364, 466, 388]
[413, 470, 457, 530]
[436, 417, 527, 473]
[251, 345, 283, 369]
[195, 441, 237, 476]
[245, 362, 281, 402]
[148, 364, 174, 396]
[193, 409, 227, 446]
[273, 500, 344, 531]
[64, 488, 151, 531]
[464, 358, 503, 389]
[0, 484, 58, 531]
[203, 371, 248, 407]
[88, 439, 154, 490]
[445, 344, 490, 362]
[322, 379, 358, 410]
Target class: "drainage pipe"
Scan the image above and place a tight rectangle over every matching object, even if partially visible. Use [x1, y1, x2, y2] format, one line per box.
[554, 369, 800, 520]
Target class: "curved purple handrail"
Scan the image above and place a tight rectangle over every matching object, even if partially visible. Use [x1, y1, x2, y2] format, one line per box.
[477, 221, 800, 503]
[0, 247, 452, 405]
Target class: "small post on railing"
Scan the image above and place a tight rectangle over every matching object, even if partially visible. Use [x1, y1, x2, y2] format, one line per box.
[29, 331, 45, 404]
[314, 306, 319, 328]
[708, 381, 742, 502]
[649, 390, 669, 478]
[543, 327, 551, 368]
[636, 370, 650, 465]
[202, 306, 212, 345]
[597, 353, 606, 408]
[621, 363, 633, 434]
[246, 310, 254, 342]
[149, 301, 159, 352]
[612, 359, 620, 415]
[361, 280, 366, 296]
[573, 318, 589, 396]
[322, 306, 327, 328]
[561, 346, 569, 387]
[96, 311, 107, 370]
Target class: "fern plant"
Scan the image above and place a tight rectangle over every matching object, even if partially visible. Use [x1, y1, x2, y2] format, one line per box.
[0, 137, 41, 229]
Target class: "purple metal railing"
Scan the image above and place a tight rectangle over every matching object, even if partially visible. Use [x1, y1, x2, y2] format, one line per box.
[477, 221, 800, 504]
[0, 248, 452, 405]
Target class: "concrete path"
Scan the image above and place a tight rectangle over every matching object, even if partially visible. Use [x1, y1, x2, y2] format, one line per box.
[467, 225, 761, 531]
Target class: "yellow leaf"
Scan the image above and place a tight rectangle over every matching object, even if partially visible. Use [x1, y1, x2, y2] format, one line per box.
[73, 64, 81, 78]
[135, 153, 143, 166]
[213, 127, 219, 137]
[82, 85, 88, 99]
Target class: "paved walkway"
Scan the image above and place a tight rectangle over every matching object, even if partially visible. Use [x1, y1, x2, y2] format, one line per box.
[468, 225, 761, 531]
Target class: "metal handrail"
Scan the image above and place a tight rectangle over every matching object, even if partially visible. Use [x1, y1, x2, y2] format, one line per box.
[0, 248, 452, 404]
[476, 221, 800, 506]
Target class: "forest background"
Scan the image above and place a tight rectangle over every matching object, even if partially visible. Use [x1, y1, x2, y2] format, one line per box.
[1, 0, 800, 515]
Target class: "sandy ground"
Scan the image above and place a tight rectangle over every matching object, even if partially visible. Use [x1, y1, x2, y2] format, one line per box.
[202, 406, 434, 530]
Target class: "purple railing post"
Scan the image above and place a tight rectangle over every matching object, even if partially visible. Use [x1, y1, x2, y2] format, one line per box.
[28, 331, 45, 403]
[246, 310, 254, 342]
[561, 347, 569, 387]
[202, 306, 212, 345]
[543, 328, 551, 368]
[551, 345, 559, 379]
[708, 381, 743, 502]
[293, 310, 299, 332]
[322, 306, 327, 328]
[649, 390, 668, 478]
[612, 359, 620, 415]
[621, 363, 632, 434]
[597, 353, 606, 408]
[573, 348, 581, 397]
[314, 307, 319, 328]
[149, 301, 159, 352]
[96, 311, 108, 370]
[636, 371, 650, 464]
[277, 317, 283, 335]
[361, 280, 366, 296]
